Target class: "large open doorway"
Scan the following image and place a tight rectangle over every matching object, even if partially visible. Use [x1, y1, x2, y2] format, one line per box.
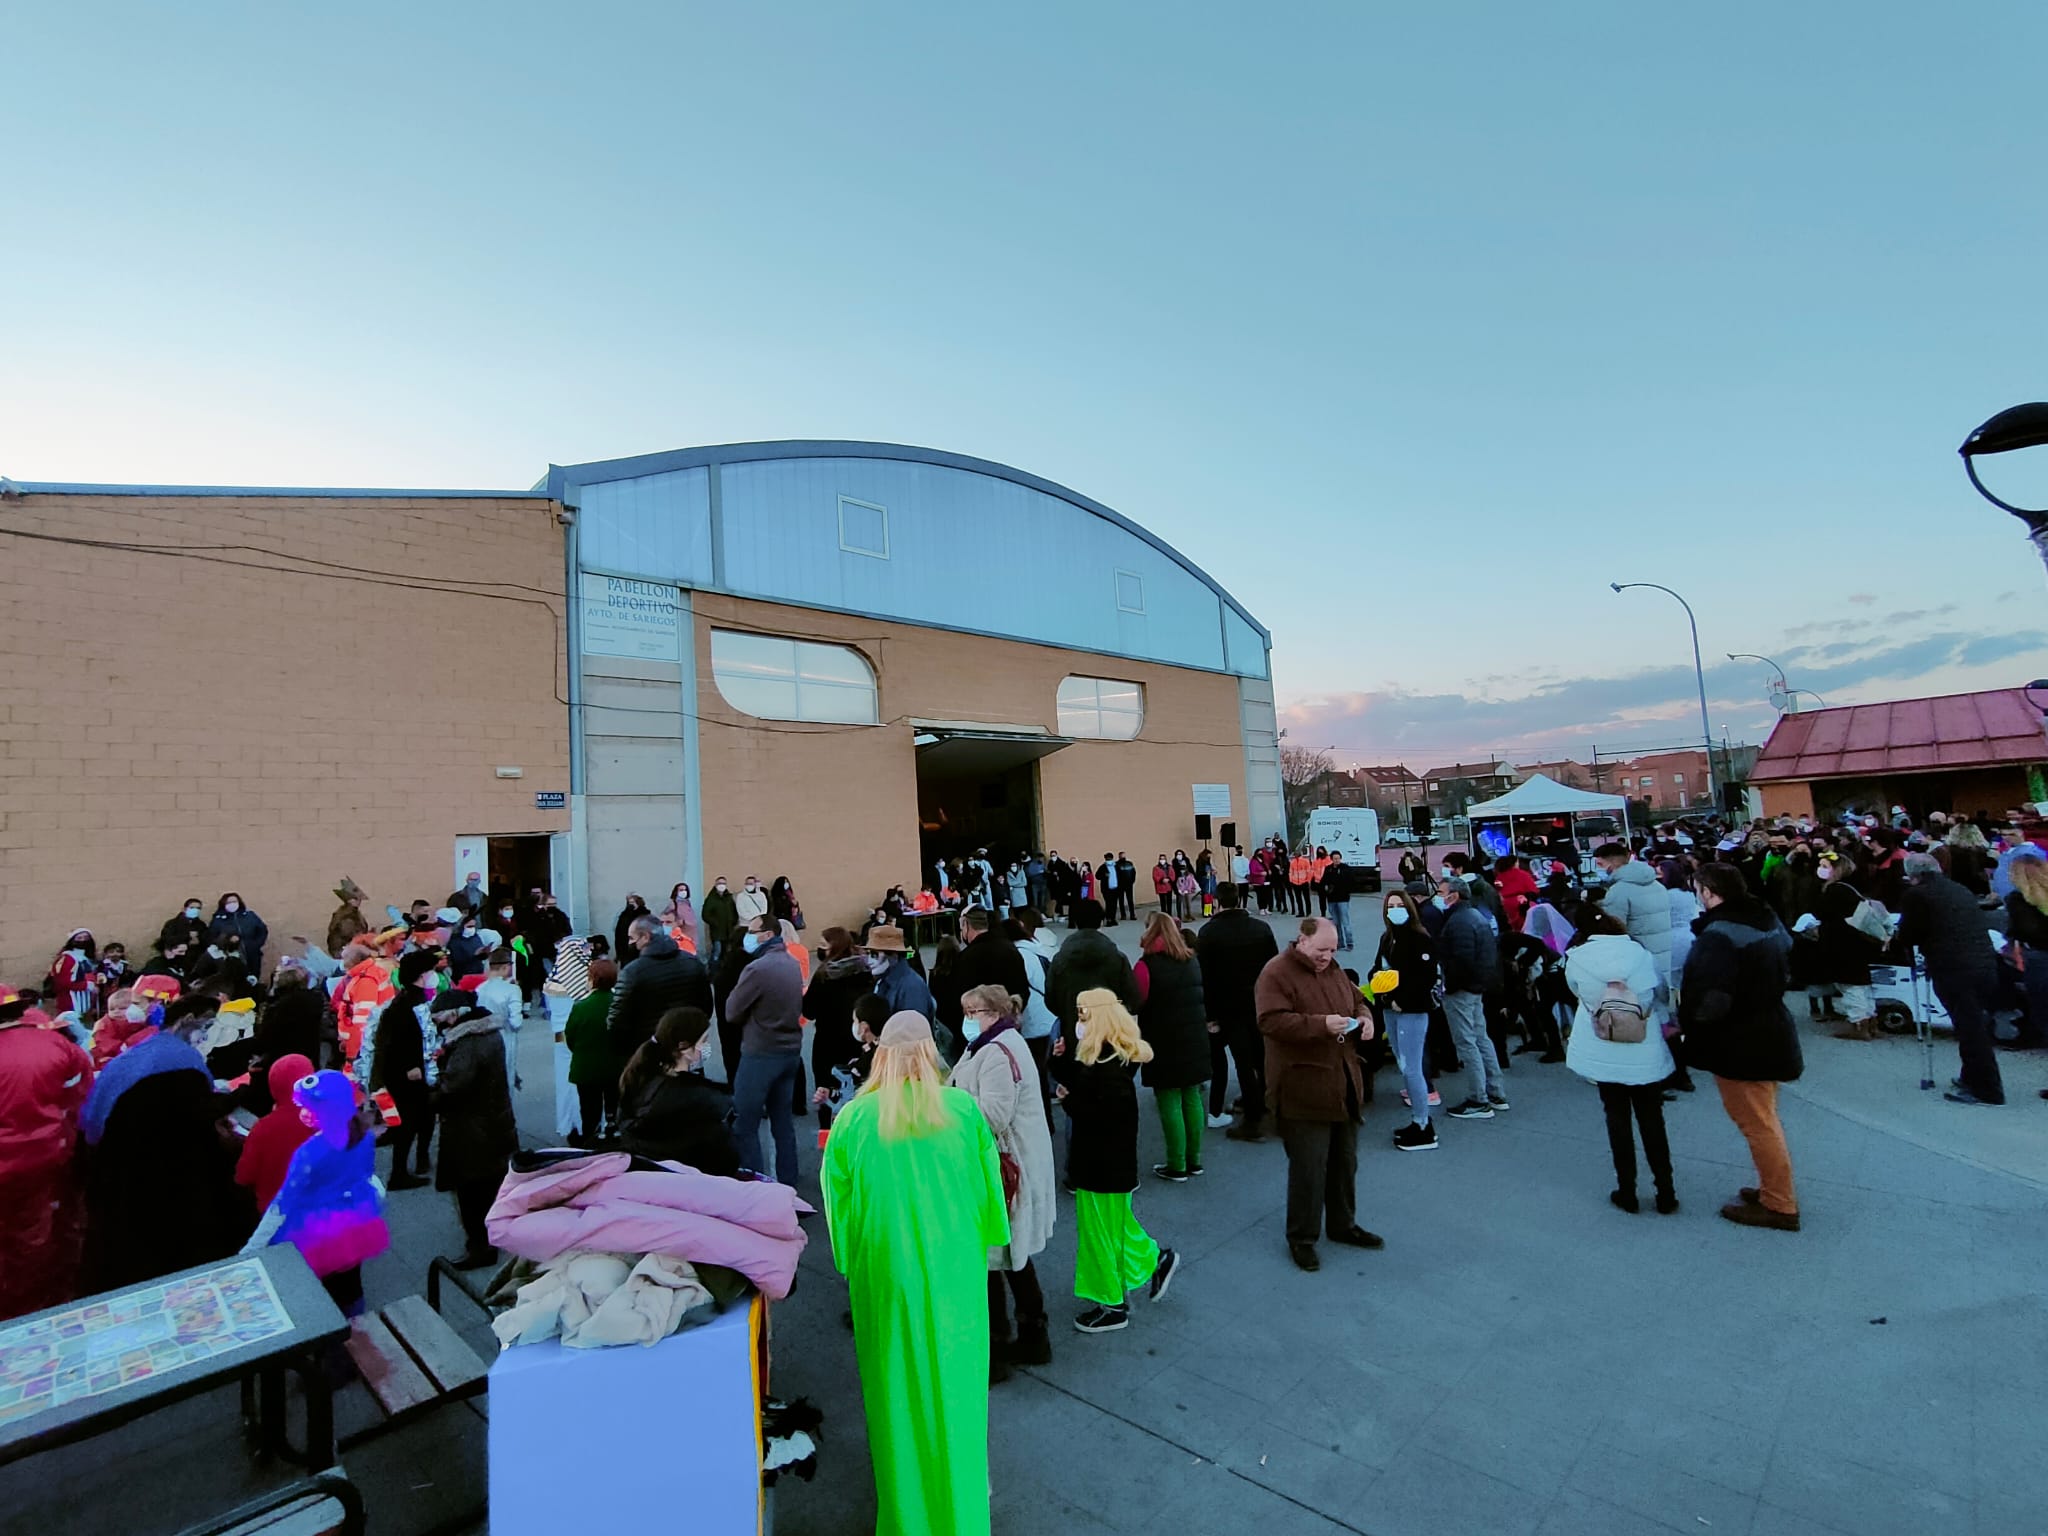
[486, 835, 554, 912]
[913, 727, 1065, 888]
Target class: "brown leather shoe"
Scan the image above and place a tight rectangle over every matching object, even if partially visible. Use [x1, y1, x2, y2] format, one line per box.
[1719, 1199, 1799, 1232]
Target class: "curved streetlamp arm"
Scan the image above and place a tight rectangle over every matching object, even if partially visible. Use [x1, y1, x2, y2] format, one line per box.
[1726, 652, 1789, 690]
[1612, 582, 1720, 806]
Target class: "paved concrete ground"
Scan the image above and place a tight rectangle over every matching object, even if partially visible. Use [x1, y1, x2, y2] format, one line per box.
[10, 899, 2047, 1536]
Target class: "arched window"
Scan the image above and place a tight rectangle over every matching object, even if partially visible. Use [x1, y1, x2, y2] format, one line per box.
[1057, 675, 1144, 740]
[710, 629, 877, 724]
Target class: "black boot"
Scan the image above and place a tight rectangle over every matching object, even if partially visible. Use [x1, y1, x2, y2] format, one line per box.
[1012, 1316, 1052, 1366]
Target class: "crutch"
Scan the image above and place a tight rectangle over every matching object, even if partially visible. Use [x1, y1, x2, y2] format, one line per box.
[1914, 950, 1936, 1091]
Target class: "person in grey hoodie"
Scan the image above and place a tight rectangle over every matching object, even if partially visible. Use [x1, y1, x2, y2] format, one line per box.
[725, 914, 806, 1185]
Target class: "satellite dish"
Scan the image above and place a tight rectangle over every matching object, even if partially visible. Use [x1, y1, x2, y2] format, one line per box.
[1767, 681, 1795, 714]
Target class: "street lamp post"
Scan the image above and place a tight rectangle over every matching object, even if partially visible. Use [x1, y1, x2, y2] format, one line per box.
[1960, 403, 2048, 580]
[1613, 582, 1721, 810]
[1726, 652, 1827, 713]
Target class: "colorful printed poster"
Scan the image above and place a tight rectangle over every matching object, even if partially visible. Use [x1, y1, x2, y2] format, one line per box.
[0, 1260, 293, 1426]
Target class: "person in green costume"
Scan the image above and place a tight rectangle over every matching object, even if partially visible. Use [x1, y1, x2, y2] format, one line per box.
[822, 1009, 1010, 1536]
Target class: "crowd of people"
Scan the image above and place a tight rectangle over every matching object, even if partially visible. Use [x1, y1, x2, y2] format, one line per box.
[4, 802, 2044, 1533]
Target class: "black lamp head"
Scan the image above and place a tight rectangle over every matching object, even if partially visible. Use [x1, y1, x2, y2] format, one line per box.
[1961, 404, 2048, 530]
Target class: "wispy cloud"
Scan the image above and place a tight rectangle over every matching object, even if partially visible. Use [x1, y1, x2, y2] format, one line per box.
[1281, 627, 2048, 764]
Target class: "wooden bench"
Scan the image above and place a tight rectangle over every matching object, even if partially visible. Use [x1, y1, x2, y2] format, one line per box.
[337, 1269, 491, 1451]
[173, 1469, 365, 1536]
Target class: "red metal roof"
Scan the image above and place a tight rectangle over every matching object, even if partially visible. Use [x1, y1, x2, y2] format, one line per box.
[1749, 688, 2048, 783]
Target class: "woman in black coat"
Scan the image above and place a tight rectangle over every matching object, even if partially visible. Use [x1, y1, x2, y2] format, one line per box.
[1132, 913, 1209, 1180]
[1371, 890, 1441, 1146]
[613, 1007, 739, 1176]
[802, 928, 873, 1098]
[371, 978, 435, 1189]
[433, 1004, 519, 1267]
[613, 895, 651, 961]
[247, 967, 335, 1108]
[207, 894, 270, 981]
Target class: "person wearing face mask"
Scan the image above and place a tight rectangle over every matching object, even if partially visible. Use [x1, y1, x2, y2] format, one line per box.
[46, 930, 101, 1021]
[0, 983, 96, 1321]
[158, 898, 210, 964]
[734, 876, 770, 936]
[204, 897, 268, 978]
[447, 913, 490, 983]
[701, 877, 739, 966]
[1371, 891, 1441, 1151]
[612, 1006, 739, 1174]
[372, 950, 445, 1189]
[667, 882, 699, 948]
[448, 871, 487, 917]
[724, 915, 806, 1185]
[862, 924, 937, 1024]
[96, 942, 136, 1000]
[612, 893, 651, 960]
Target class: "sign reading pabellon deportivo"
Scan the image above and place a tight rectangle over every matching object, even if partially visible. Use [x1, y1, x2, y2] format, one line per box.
[582, 577, 682, 661]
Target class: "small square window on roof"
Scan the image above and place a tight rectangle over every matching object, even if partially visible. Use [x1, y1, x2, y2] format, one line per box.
[1114, 569, 1145, 613]
[838, 495, 889, 559]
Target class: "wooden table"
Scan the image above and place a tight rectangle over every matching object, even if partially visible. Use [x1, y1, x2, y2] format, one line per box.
[0, 1245, 347, 1471]
[900, 908, 960, 950]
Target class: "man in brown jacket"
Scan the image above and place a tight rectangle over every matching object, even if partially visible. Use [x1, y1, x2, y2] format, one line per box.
[1254, 917, 1383, 1270]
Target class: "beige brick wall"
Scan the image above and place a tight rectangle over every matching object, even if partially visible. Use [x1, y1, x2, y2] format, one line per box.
[0, 493, 570, 983]
[692, 594, 1249, 934]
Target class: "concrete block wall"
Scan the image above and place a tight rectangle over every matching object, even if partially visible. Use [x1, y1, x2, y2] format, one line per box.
[0, 492, 570, 983]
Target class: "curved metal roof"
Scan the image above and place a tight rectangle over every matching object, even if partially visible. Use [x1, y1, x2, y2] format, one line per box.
[544, 440, 1269, 645]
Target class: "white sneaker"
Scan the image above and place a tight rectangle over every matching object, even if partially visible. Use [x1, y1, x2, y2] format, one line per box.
[1205, 1114, 1232, 1130]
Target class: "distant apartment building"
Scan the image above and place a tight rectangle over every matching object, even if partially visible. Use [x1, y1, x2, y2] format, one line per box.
[1419, 760, 1519, 816]
[1351, 764, 1426, 823]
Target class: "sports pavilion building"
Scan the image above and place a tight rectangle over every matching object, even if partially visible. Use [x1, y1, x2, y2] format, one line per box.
[0, 441, 1282, 978]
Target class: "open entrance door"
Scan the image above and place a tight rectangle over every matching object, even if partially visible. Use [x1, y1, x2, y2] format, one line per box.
[913, 723, 1067, 883]
[485, 835, 554, 912]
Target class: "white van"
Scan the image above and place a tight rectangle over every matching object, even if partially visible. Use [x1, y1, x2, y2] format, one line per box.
[1305, 807, 1383, 894]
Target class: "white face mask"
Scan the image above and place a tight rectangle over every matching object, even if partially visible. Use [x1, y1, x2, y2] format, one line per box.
[1386, 907, 1410, 926]
[224, 902, 240, 914]
[125, 1003, 148, 1023]
[715, 882, 727, 892]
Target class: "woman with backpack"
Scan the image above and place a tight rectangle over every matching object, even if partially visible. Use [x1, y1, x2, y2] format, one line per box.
[1563, 910, 1677, 1215]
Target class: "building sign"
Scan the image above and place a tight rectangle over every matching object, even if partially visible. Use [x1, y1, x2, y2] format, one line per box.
[1191, 783, 1232, 818]
[582, 576, 682, 661]
[535, 791, 566, 810]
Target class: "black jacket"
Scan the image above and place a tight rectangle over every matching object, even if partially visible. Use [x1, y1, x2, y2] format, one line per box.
[433, 1023, 518, 1191]
[83, 1070, 249, 1292]
[613, 903, 651, 961]
[1049, 1051, 1139, 1193]
[1812, 880, 1880, 986]
[1136, 949, 1209, 1090]
[615, 1071, 740, 1176]
[1893, 872, 1996, 982]
[1195, 908, 1280, 1028]
[207, 910, 270, 976]
[157, 913, 209, 957]
[803, 955, 873, 1077]
[1369, 921, 1440, 1015]
[1047, 930, 1138, 1059]
[253, 985, 334, 1091]
[1679, 897, 1802, 1083]
[1440, 903, 1498, 994]
[370, 990, 428, 1098]
[951, 932, 1029, 1014]
[607, 931, 715, 1063]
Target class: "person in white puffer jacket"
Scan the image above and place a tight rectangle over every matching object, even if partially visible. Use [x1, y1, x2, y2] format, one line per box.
[1564, 911, 1678, 1215]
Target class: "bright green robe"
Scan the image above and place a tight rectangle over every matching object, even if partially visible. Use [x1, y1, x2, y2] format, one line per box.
[822, 1086, 1011, 1536]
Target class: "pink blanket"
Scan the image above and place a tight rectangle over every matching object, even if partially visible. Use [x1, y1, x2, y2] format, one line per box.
[487, 1154, 811, 1300]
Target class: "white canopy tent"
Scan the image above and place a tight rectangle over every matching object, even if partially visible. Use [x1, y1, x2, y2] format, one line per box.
[1463, 772, 1631, 863]
[1465, 773, 1626, 819]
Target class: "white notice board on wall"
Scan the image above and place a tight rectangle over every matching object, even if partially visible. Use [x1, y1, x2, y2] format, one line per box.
[582, 576, 682, 661]
[1191, 784, 1233, 819]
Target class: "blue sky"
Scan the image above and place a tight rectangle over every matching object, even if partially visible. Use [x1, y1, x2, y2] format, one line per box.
[9, 3, 2048, 767]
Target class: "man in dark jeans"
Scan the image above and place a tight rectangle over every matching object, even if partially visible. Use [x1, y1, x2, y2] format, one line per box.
[1115, 853, 1140, 922]
[1892, 852, 2004, 1105]
[1197, 885, 1280, 1140]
